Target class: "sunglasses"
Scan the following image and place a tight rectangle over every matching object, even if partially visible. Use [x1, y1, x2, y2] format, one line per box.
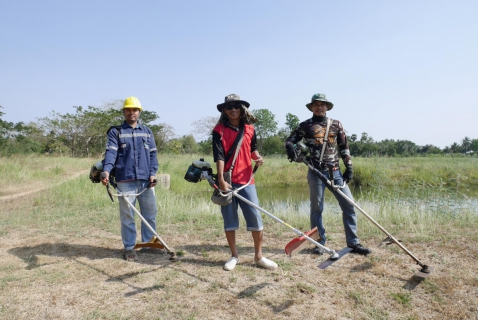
[224, 103, 242, 111]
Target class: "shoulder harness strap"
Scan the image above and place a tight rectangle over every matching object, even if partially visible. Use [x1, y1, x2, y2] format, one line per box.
[319, 118, 332, 164]
[106, 125, 122, 140]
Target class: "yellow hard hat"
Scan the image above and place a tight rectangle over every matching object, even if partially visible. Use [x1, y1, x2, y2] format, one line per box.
[123, 96, 143, 111]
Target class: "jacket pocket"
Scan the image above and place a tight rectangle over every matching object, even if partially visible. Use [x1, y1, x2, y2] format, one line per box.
[119, 138, 127, 149]
[143, 137, 150, 150]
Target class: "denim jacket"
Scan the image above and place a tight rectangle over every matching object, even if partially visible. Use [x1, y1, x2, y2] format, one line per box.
[103, 121, 158, 182]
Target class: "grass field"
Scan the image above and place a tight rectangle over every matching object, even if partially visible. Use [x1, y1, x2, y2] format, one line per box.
[0, 154, 477, 319]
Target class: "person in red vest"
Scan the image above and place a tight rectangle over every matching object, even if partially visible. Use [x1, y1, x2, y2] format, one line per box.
[212, 94, 278, 271]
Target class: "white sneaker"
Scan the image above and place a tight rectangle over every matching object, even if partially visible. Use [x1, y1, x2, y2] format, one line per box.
[255, 257, 278, 270]
[223, 257, 239, 271]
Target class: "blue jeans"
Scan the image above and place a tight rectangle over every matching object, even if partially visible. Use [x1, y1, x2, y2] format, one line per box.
[307, 168, 359, 246]
[116, 180, 158, 251]
[221, 183, 264, 231]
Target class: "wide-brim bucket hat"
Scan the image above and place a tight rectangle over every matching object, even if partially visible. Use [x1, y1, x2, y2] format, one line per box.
[217, 94, 250, 112]
[306, 93, 334, 111]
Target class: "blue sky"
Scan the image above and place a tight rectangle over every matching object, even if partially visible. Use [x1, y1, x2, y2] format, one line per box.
[1, 1, 477, 148]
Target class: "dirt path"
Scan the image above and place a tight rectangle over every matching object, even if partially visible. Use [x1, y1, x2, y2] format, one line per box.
[0, 169, 89, 201]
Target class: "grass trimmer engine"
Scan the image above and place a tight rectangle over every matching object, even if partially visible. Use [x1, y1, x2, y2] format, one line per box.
[292, 141, 309, 162]
[89, 161, 104, 183]
[184, 158, 214, 183]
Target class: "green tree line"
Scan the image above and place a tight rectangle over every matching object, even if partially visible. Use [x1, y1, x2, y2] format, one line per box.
[1, 103, 477, 157]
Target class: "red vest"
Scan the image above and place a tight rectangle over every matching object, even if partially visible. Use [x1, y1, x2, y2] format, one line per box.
[213, 123, 255, 185]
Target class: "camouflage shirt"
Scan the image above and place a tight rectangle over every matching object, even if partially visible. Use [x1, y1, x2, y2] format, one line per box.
[285, 116, 352, 170]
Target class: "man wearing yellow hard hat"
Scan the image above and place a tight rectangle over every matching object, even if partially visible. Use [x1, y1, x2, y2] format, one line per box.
[101, 96, 161, 262]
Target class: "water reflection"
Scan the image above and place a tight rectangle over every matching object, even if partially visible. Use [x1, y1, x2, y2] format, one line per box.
[255, 184, 371, 203]
[256, 185, 309, 203]
[195, 183, 478, 215]
[254, 184, 478, 214]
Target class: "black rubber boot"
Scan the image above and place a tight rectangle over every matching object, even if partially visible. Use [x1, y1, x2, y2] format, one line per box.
[313, 247, 324, 255]
[348, 244, 372, 255]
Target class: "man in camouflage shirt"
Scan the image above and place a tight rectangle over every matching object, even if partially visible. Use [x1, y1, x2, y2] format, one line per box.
[285, 93, 371, 255]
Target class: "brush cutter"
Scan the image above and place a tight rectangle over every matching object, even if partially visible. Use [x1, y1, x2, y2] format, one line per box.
[292, 143, 433, 277]
[284, 227, 321, 256]
[184, 158, 340, 261]
[101, 173, 178, 261]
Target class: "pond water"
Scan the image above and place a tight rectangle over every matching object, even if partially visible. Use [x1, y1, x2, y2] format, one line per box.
[193, 182, 478, 215]
[256, 184, 478, 201]
[254, 184, 478, 215]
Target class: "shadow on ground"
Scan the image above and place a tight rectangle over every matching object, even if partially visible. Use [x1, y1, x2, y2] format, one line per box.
[7, 243, 234, 269]
[7, 241, 425, 314]
[7, 242, 286, 271]
[8, 243, 121, 269]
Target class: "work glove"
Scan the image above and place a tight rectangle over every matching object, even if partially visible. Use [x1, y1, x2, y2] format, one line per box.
[285, 143, 297, 162]
[343, 166, 353, 183]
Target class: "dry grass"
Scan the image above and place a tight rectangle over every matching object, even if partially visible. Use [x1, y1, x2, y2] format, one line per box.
[1, 197, 477, 319]
[0, 155, 91, 198]
[0, 155, 477, 319]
